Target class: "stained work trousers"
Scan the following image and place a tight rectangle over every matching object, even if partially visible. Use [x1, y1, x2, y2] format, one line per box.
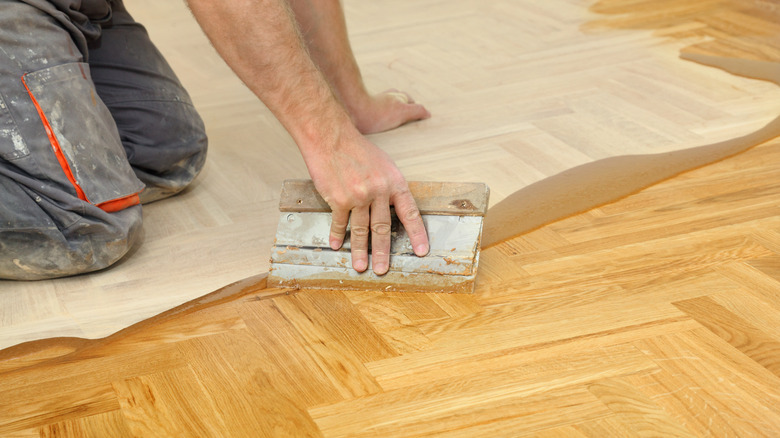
[0, 0, 208, 280]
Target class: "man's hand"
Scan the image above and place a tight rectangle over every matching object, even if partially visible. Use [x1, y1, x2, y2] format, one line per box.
[304, 130, 429, 275]
[350, 89, 431, 135]
[187, 0, 430, 274]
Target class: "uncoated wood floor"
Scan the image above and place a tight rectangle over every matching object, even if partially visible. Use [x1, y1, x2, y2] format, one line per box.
[1, 0, 779, 348]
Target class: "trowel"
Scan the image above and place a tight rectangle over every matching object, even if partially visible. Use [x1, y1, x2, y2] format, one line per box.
[268, 180, 489, 293]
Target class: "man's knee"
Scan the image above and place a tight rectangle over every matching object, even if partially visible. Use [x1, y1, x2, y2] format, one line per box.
[86, 7, 209, 204]
[0, 205, 143, 281]
[107, 97, 208, 204]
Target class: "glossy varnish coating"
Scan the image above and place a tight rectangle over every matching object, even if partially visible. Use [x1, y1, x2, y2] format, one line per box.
[1, 136, 779, 436]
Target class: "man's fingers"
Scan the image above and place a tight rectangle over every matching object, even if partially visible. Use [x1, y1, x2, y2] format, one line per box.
[385, 91, 431, 121]
[386, 90, 412, 104]
[329, 208, 350, 250]
[348, 207, 370, 272]
[405, 103, 431, 122]
[392, 190, 429, 257]
[370, 203, 392, 275]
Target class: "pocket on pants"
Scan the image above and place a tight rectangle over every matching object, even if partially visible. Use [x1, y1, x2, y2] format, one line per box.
[0, 93, 29, 160]
[22, 62, 145, 212]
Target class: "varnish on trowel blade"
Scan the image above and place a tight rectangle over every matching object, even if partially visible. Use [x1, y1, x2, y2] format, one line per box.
[268, 180, 489, 293]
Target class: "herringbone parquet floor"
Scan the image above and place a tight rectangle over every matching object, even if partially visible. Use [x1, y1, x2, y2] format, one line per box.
[1, 133, 778, 437]
[1, 0, 779, 436]
[3, 0, 779, 349]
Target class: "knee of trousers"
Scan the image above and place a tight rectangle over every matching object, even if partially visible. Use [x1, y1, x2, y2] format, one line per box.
[0, 205, 143, 281]
[111, 99, 209, 204]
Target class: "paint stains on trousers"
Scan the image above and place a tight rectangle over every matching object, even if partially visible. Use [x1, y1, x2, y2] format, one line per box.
[0, 0, 208, 280]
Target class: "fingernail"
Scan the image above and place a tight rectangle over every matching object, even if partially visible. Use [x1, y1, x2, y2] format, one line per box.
[374, 262, 388, 275]
[330, 238, 342, 250]
[355, 259, 367, 272]
[415, 244, 429, 256]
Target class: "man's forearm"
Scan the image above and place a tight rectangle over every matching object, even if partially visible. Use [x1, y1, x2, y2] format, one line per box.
[186, 0, 355, 158]
[185, 0, 430, 274]
[286, 0, 368, 115]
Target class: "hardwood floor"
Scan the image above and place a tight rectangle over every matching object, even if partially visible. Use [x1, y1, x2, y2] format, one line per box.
[1, 0, 778, 348]
[1, 0, 779, 435]
[1, 135, 778, 436]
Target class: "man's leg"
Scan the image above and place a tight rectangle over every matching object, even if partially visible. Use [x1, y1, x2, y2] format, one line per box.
[88, 0, 208, 203]
[0, 0, 144, 280]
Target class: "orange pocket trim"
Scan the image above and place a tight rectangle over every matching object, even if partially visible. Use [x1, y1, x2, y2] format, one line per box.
[22, 75, 89, 203]
[97, 193, 141, 213]
[22, 75, 141, 213]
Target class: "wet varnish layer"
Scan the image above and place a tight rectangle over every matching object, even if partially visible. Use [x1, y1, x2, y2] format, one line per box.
[482, 55, 780, 246]
[0, 136, 778, 436]
[483, 0, 780, 246]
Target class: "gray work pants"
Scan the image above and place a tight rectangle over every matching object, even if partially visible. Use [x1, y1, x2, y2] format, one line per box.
[0, 0, 208, 280]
